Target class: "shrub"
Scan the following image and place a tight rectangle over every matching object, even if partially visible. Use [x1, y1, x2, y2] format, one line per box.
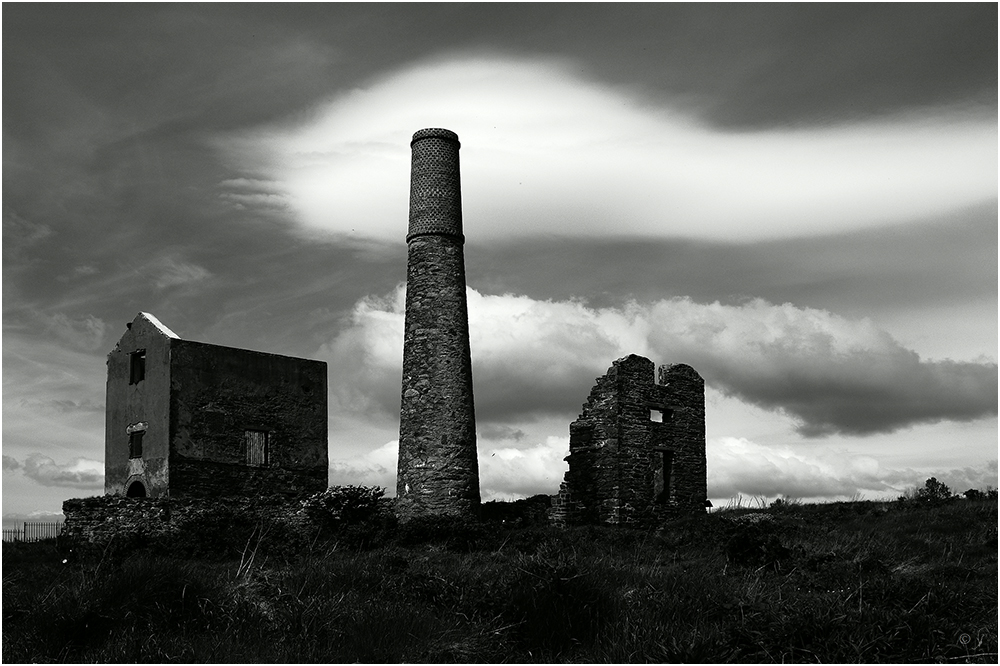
[964, 487, 998, 501]
[964, 488, 985, 501]
[300, 486, 389, 528]
[299, 486, 396, 549]
[915, 477, 954, 503]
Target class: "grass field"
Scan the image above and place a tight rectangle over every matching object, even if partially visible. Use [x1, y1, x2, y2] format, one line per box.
[3, 497, 996, 663]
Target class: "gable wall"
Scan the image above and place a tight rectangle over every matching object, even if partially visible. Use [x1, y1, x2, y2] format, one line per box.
[105, 318, 172, 497]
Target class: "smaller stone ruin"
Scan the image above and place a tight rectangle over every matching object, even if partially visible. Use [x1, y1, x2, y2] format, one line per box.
[550, 354, 707, 527]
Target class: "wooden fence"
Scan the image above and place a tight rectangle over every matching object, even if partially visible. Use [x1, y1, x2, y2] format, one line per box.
[2, 522, 64, 542]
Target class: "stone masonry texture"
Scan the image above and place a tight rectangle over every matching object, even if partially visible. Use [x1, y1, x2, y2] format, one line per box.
[550, 354, 706, 527]
[396, 128, 481, 521]
[61, 493, 315, 555]
[168, 340, 328, 498]
[105, 312, 328, 500]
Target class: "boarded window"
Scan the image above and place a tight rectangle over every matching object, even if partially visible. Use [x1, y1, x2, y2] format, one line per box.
[245, 430, 269, 466]
[128, 431, 144, 459]
[129, 350, 146, 384]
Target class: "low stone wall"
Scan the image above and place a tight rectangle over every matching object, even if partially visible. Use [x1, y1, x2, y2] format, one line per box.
[61, 493, 314, 555]
[62, 495, 172, 547]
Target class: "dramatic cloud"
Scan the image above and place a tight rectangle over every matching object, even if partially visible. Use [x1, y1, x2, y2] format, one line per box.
[321, 287, 997, 437]
[4, 3, 995, 518]
[329, 437, 568, 500]
[478, 436, 568, 501]
[708, 440, 997, 504]
[329, 440, 399, 490]
[218, 57, 996, 244]
[3, 456, 22, 472]
[708, 437, 903, 501]
[642, 299, 998, 436]
[935, 460, 999, 496]
[217, 178, 290, 213]
[15, 454, 104, 489]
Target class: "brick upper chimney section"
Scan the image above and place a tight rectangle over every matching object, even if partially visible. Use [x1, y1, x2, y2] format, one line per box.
[407, 128, 463, 242]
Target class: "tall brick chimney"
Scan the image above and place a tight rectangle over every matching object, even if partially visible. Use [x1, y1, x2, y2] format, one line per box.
[396, 128, 480, 521]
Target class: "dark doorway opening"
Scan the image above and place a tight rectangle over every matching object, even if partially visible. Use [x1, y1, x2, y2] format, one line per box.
[126, 481, 146, 498]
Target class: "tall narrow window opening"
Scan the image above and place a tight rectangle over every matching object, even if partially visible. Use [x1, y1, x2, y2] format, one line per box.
[245, 430, 269, 466]
[129, 350, 146, 384]
[655, 450, 674, 504]
[128, 431, 144, 459]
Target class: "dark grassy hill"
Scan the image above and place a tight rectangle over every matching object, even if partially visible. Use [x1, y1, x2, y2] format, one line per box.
[3, 498, 996, 663]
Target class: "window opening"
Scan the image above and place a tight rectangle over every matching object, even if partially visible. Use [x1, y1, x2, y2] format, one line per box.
[655, 450, 674, 504]
[245, 430, 269, 466]
[126, 481, 146, 498]
[650, 407, 673, 423]
[129, 350, 146, 384]
[128, 431, 144, 459]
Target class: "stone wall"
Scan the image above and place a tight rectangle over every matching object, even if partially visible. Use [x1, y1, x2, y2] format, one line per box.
[105, 314, 174, 498]
[62, 495, 173, 549]
[551, 355, 706, 527]
[396, 128, 480, 521]
[169, 340, 328, 498]
[104, 313, 328, 501]
[61, 493, 314, 554]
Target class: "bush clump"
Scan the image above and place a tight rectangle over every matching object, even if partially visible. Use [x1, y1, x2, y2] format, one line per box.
[299, 485, 396, 548]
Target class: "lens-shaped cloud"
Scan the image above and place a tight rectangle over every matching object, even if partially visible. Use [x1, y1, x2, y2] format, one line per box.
[320, 286, 997, 437]
[217, 56, 997, 244]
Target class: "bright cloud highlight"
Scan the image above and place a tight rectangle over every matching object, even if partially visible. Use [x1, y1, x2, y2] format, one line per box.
[320, 286, 997, 437]
[218, 56, 997, 243]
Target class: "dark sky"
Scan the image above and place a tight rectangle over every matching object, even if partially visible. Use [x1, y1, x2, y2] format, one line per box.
[3, 3, 996, 516]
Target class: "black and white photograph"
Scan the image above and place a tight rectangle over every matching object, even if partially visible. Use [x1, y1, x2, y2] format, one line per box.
[3, 3, 996, 662]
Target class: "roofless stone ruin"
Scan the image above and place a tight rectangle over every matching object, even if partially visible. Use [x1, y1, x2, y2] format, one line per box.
[69, 128, 706, 536]
[393, 128, 707, 526]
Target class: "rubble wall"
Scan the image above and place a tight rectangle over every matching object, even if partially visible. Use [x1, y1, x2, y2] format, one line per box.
[551, 354, 706, 527]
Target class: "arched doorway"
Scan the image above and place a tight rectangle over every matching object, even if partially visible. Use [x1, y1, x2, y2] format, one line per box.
[126, 481, 146, 498]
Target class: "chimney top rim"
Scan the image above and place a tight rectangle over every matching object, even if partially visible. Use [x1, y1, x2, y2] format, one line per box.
[411, 128, 460, 146]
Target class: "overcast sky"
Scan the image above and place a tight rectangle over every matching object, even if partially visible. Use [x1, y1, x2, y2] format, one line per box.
[4, 3, 997, 521]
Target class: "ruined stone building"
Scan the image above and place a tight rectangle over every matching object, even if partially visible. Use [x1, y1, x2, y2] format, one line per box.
[551, 355, 706, 526]
[105, 312, 328, 499]
[396, 128, 481, 521]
